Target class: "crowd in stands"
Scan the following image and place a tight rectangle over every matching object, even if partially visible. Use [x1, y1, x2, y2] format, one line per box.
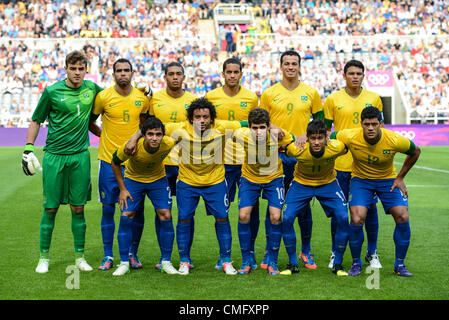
[0, 0, 448, 127]
[2, 1, 448, 39]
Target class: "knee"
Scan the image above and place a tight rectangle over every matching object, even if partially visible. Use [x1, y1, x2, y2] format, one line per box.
[391, 208, 409, 223]
[269, 212, 281, 224]
[239, 212, 251, 223]
[70, 205, 84, 214]
[157, 209, 172, 221]
[395, 214, 409, 223]
[350, 214, 365, 226]
[121, 211, 135, 219]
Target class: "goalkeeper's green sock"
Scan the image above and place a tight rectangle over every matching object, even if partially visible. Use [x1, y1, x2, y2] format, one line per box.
[40, 209, 56, 259]
[71, 210, 87, 259]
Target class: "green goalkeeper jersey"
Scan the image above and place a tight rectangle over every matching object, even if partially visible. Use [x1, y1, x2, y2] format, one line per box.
[32, 80, 103, 155]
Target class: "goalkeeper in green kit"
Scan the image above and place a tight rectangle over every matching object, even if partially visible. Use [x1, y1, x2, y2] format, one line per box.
[22, 51, 103, 273]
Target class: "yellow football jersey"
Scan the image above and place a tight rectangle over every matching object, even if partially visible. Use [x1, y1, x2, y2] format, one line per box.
[149, 89, 198, 123]
[93, 86, 150, 163]
[114, 136, 175, 184]
[165, 120, 242, 187]
[335, 128, 413, 180]
[286, 140, 347, 186]
[324, 88, 383, 172]
[149, 89, 198, 166]
[259, 82, 323, 136]
[233, 127, 294, 184]
[206, 86, 259, 165]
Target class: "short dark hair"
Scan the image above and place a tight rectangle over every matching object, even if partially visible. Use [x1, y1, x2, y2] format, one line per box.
[306, 119, 327, 136]
[141, 117, 165, 136]
[248, 108, 270, 127]
[165, 61, 184, 75]
[344, 59, 365, 74]
[223, 57, 242, 72]
[113, 58, 133, 73]
[186, 97, 216, 124]
[361, 106, 382, 122]
[280, 50, 301, 65]
[65, 50, 88, 67]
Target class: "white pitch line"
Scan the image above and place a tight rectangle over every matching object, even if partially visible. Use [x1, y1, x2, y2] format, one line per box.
[394, 162, 449, 174]
[407, 185, 449, 187]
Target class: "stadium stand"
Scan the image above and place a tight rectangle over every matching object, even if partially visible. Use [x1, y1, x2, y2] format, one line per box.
[0, 0, 448, 127]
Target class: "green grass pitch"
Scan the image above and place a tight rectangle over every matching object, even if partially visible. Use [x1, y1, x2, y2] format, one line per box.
[1, 146, 448, 300]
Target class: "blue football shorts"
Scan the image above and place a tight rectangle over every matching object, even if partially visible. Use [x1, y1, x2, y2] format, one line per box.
[279, 152, 297, 193]
[225, 164, 242, 203]
[176, 180, 229, 220]
[283, 180, 347, 222]
[98, 160, 124, 204]
[238, 177, 285, 210]
[122, 176, 172, 213]
[337, 170, 378, 206]
[349, 177, 408, 214]
[165, 164, 179, 196]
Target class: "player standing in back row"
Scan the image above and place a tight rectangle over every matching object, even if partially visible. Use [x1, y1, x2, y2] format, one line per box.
[149, 62, 198, 270]
[89, 58, 150, 271]
[259, 50, 323, 269]
[324, 60, 383, 269]
[22, 50, 103, 273]
[205, 57, 260, 270]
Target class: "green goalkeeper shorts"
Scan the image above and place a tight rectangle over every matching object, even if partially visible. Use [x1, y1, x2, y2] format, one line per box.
[42, 150, 92, 209]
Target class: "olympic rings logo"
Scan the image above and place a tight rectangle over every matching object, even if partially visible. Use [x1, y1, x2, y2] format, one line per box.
[394, 130, 416, 140]
[367, 73, 391, 86]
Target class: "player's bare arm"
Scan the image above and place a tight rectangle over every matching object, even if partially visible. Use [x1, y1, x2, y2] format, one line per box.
[269, 123, 285, 139]
[124, 130, 142, 155]
[111, 153, 133, 210]
[391, 145, 421, 197]
[88, 115, 102, 137]
[26, 120, 41, 144]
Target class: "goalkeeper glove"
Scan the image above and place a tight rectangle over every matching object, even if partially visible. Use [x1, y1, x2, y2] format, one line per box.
[136, 82, 153, 99]
[22, 144, 41, 176]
